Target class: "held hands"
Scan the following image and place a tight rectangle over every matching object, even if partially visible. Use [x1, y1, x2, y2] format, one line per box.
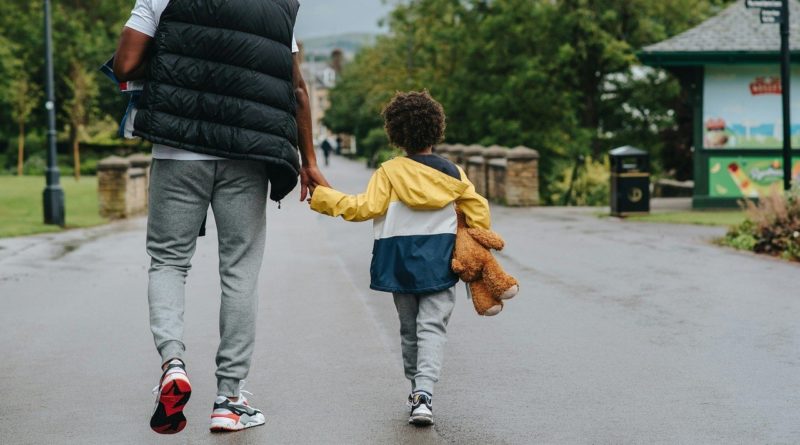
[300, 164, 330, 202]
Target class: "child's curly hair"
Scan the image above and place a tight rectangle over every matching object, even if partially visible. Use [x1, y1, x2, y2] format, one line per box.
[381, 90, 446, 154]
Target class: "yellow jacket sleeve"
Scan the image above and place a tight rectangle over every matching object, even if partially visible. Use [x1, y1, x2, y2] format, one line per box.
[455, 167, 491, 229]
[310, 167, 392, 222]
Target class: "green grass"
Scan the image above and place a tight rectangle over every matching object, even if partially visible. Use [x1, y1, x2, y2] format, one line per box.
[0, 175, 108, 238]
[626, 210, 746, 227]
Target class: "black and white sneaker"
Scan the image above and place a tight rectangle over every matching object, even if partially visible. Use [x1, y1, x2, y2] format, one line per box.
[409, 391, 433, 426]
[209, 385, 266, 432]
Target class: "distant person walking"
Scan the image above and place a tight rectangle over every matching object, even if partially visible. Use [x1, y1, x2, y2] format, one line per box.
[113, 0, 329, 435]
[321, 138, 333, 166]
[336, 135, 343, 155]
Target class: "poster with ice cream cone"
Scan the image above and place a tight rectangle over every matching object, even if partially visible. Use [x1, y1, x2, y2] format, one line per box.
[709, 156, 800, 198]
[704, 65, 800, 149]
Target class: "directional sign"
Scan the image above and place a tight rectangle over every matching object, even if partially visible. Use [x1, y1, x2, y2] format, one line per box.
[746, 0, 782, 8]
[761, 7, 783, 23]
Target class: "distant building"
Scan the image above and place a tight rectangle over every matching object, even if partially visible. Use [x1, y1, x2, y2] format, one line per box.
[301, 50, 340, 145]
[304, 61, 336, 143]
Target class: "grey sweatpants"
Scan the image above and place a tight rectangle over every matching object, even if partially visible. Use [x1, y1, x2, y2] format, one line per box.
[146, 159, 268, 398]
[392, 287, 457, 395]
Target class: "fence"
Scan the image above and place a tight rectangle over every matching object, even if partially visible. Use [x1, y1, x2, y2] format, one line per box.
[436, 144, 540, 206]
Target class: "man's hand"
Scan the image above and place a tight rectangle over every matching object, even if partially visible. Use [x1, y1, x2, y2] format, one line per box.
[113, 27, 153, 81]
[300, 164, 330, 202]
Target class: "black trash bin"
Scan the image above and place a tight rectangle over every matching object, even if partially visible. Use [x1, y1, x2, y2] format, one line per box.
[609, 146, 650, 216]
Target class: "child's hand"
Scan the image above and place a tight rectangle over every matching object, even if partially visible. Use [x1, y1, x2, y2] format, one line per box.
[300, 165, 330, 201]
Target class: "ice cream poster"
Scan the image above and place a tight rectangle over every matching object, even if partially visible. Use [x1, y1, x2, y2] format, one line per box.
[704, 65, 800, 149]
[709, 156, 800, 198]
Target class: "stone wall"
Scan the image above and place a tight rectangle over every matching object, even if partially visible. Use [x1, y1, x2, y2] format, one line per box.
[97, 154, 152, 219]
[436, 144, 539, 206]
[467, 156, 486, 196]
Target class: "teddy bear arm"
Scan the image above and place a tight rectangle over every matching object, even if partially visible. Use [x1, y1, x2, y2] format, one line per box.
[466, 228, 505, 251]
[451, 258, 465, 274]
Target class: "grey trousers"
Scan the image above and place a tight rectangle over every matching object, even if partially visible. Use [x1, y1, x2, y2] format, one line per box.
[392, 287, 457, 395]
[146, 159, 268, 397]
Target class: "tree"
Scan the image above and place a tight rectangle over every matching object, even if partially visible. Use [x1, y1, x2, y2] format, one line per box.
[64, 61, 98, 181]
[10, 74, 42, 176]
[0, 0, 132, 174]
[325, 0, 736, 199]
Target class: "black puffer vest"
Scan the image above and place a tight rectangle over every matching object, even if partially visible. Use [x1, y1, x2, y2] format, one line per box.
[133, 0, 301, 201]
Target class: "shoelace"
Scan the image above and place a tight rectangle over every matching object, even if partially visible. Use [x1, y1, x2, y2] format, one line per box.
[237, 380, 254, 402]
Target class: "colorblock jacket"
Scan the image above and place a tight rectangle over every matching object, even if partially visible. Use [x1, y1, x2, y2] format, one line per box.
[310, 156, 490, 294]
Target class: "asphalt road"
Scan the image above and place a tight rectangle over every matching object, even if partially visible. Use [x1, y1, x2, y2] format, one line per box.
[1, 155, 799, 444]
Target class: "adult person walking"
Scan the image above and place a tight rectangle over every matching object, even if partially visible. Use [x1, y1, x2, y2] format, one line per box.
[321, 137, 333, 166]
[113, 0, 329, 434]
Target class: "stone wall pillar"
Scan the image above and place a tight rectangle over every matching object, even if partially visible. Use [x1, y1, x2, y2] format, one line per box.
[483, 145, 507, 202]
[435, 144, 453, 162]
[98, 154, 152, 219]
[128, 154, 152, 209]
[488, 158, 507, 203]
[126, 166, 147, 216]
[466, 155, 486, 196]
[97, 156, 131, 219]
[448, 144, 466, 166]
[460, 144, 484, 175]
[505, 146, 540, 206]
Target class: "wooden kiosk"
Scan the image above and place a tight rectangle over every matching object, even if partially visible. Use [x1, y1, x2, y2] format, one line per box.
[639, 0, 800, 208]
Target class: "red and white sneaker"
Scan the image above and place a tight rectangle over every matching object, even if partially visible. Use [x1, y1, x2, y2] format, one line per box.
[209, 385, 266, 432]
[150, 359, 192, 434]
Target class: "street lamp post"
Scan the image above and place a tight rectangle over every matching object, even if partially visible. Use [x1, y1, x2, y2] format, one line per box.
[780, 0, 792, 191]
[42, 0, 65, 226]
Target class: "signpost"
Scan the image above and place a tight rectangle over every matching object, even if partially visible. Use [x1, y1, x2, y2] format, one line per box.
[747, 0, 793, 191]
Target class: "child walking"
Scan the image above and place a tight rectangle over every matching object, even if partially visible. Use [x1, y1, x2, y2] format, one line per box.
[308, 91, 490, 425]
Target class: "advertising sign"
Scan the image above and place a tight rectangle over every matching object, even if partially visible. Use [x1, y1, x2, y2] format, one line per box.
[709, 156, 800, 197]
[703, 65, 800, 149]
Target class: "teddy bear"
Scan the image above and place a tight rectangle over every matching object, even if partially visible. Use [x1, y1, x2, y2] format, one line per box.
[451, 208, 519, 316]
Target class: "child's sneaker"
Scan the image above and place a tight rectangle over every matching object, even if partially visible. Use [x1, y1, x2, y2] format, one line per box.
[150, 359, 192, 434]
[408, 391, 433, 426]
[209, 389, 266, 432]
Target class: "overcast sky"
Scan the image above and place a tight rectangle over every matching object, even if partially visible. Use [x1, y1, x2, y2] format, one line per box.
[295, 0, 394, 39]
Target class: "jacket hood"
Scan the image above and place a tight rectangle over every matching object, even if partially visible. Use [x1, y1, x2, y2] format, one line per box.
[381, 157, 468, 209]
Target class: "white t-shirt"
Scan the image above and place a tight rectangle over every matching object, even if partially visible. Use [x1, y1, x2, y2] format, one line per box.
[125, 0, 300, 161]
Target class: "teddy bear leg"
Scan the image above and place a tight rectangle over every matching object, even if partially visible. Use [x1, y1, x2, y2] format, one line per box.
[469, 281, 503, 316]
[499, 284, 519, 300]
[482, 257, 519, 301]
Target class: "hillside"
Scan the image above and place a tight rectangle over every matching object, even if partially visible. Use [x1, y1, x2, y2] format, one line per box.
[299, 32, 375, 59]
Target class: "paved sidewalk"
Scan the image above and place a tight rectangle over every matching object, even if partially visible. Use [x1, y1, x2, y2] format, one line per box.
[1, 155, 799, 444]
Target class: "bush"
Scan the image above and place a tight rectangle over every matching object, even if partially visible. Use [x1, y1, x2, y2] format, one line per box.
[361, 127, 391, 167]
[722, 190, 800, 261]
[549, 156, 610, 206]
[22, 155, 46, 176]
[372, 148, 404, 166]
[80, 158, 99, 176]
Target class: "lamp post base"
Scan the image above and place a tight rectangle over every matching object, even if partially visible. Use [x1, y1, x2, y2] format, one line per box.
[43, 168, 65, 226]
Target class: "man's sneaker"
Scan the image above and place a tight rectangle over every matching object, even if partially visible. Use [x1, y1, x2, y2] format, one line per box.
[209, 390, 266, 432]
[409, 391, 434, 426]
[150, 359, 192, 434]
